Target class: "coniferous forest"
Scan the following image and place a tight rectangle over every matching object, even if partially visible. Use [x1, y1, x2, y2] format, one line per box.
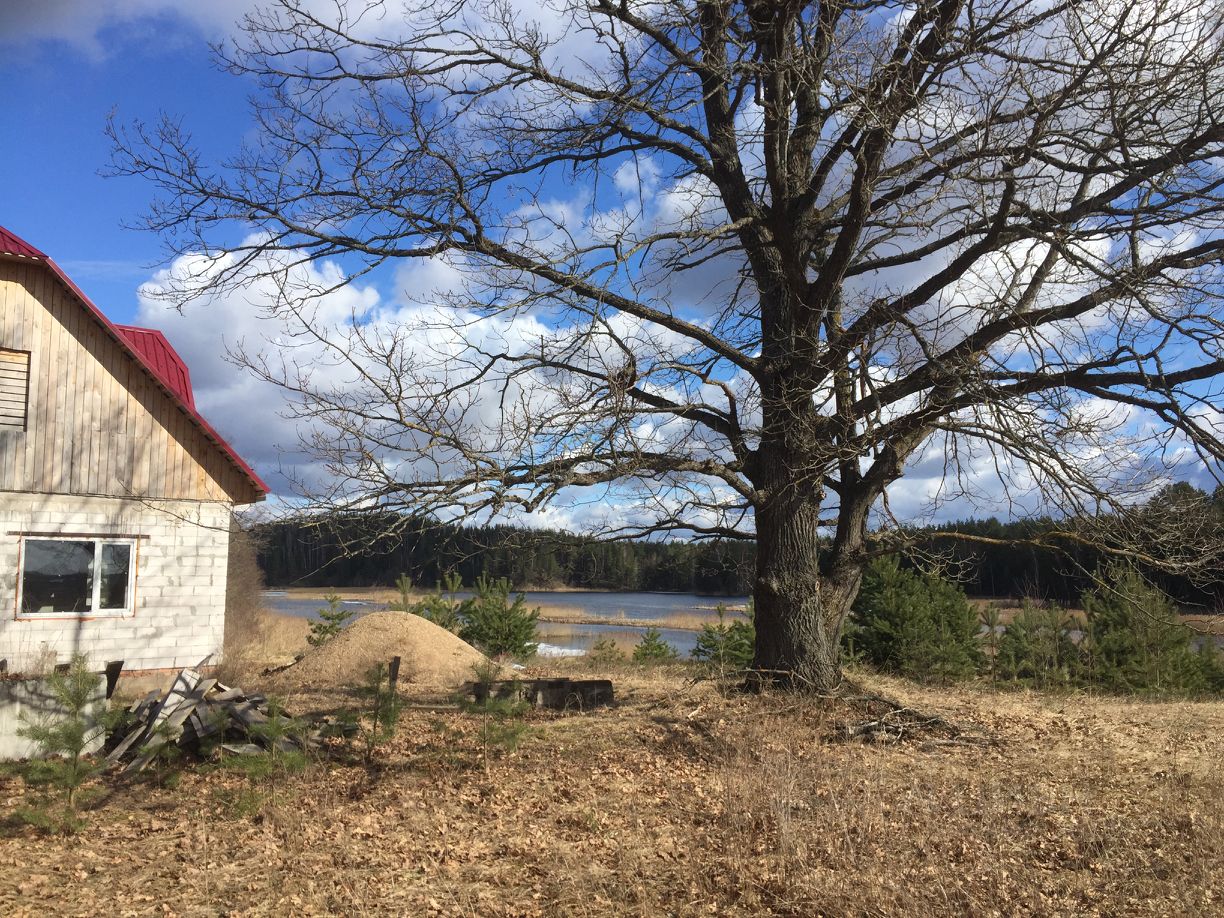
[254, 484, 1224, 610]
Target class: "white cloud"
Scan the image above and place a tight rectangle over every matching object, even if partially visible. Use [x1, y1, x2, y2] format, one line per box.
[136, 245, 382, 498]
[0, 0, 591, 64]
[0, 0, 256, 53]
[613, 157, 661, 195]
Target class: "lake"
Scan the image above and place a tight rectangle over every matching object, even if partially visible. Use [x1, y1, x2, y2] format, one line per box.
[261, 590, 751, 658]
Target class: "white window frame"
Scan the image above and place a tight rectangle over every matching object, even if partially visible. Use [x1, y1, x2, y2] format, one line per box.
[16, 536, 138, 619]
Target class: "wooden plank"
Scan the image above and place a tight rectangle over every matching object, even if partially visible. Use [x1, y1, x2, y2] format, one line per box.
[18, 266, 39, 485]
[220, 743, 264, 757]
[225, 700, 271, 729]
[127, 689, 160, 715]
[188, 705, 224, 740]
[107, 670, 203, 765]
[127, 677, 218, 772]
[35, 264, 56, 491]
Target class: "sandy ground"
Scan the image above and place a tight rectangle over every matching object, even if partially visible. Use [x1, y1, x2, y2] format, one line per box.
[267, 612, 490, 692]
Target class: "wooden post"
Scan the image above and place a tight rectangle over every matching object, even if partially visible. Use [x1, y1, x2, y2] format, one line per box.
[388, 656, 402, 691]
[104, 660, 124, 699]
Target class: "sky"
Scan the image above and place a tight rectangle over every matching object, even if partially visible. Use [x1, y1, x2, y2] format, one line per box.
[0, 3, 351, 501]
[1, 2, 1217, 526]
[0, 4, 257, 310]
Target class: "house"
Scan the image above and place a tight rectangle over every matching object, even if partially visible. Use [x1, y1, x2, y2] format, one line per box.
[0, 225, 267, 674]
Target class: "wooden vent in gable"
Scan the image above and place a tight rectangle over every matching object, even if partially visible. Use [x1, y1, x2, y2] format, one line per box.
[0, 348, 31, 430]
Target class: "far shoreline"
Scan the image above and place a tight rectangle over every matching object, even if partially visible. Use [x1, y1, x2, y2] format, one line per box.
[264, 585, 751, 602]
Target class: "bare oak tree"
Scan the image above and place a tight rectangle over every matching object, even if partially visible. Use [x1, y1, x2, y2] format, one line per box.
[111, 0, 1224, 691]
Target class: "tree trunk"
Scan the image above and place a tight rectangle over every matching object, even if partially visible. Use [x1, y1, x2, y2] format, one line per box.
[751, 490, 862, 694]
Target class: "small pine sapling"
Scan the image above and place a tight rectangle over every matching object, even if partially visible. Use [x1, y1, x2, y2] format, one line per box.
[355, 661, 405, 765]
[1082, 566, 1211, 694]
[587, 635, 626, 666]
[979, 604, 1004, 681]
[459, 574, 540, 659]
[308, 591, 355, 646]
[412, 571, 465, 634]
[633, 627, 679, 663]
[692, 603, 755, 671]
[17, 654, 106, 828]
[463, 660, 529, 774]
[390, 573, 415, 611]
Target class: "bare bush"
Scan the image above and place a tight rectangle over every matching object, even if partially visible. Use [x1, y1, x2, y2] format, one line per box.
[220, 518, 274, 683]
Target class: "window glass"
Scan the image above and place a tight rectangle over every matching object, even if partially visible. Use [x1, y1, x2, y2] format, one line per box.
[99, 543, 132, 609]
[21, 540, 95, 614]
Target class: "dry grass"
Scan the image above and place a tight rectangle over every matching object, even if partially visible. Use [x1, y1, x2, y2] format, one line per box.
[535, 606, 748, 632]
[712, 677, 1223, 916]
[215, 525, 291, 687]
[3, 663, 1220, 917]
[272, 585, 425, 604]
[536, 622, 642, 656]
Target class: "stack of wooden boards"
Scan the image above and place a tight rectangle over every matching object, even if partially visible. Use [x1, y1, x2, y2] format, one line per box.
[105, 668, 314, 772]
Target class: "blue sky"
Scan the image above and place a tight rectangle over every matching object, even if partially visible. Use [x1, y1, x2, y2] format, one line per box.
[0, 6, 252, 321]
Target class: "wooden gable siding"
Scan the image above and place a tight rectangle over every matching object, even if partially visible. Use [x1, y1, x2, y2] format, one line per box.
[0, 259, 257, 503]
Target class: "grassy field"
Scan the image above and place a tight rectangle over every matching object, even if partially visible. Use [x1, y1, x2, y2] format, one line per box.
[1, 656, 1221, 917]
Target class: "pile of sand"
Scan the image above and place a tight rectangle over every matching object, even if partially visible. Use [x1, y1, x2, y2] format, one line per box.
[272, 611, 490, 692]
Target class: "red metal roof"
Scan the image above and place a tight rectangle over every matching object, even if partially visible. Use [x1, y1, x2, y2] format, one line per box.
[113, 325, 196, 411]
[0, 225, 47, 260]
[0, 224, 268, 501]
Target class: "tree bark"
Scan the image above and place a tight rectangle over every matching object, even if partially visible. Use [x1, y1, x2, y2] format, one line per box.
[750, 436, 864, 693]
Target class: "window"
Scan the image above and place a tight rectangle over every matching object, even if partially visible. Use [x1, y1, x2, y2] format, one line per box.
[18, 538, 136, 616]
[0, 348, 30, 431]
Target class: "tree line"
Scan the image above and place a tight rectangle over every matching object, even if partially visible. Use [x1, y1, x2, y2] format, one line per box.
[255, 517, 756, 595]
[254, 484, 1223, 609]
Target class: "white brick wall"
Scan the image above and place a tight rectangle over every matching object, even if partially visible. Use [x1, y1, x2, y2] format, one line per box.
[0, 493, 232, 672]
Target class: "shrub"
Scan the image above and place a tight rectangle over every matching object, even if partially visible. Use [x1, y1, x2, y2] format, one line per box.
[459, 575, 540, 659]
[692, 603, 755, 669]
[224, 518, 269, 655]
[1080, 566, 1215, 694]
[1198, 642, 1224, 694]
[587, 635, 627, 665]
[632, 627, 679, 663]
[995, 601, 1079, 687]
[848, 557, 982, 682]
[352, 662, 405, 765]
[412, 571, 465, 634]
[307, 592, 355, 646]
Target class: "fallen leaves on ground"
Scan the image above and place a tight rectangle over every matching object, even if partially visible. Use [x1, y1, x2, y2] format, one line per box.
[1, 666, 1221, 917]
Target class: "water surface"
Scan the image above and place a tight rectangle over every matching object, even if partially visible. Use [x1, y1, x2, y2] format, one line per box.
[261, 590, 747, 657]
